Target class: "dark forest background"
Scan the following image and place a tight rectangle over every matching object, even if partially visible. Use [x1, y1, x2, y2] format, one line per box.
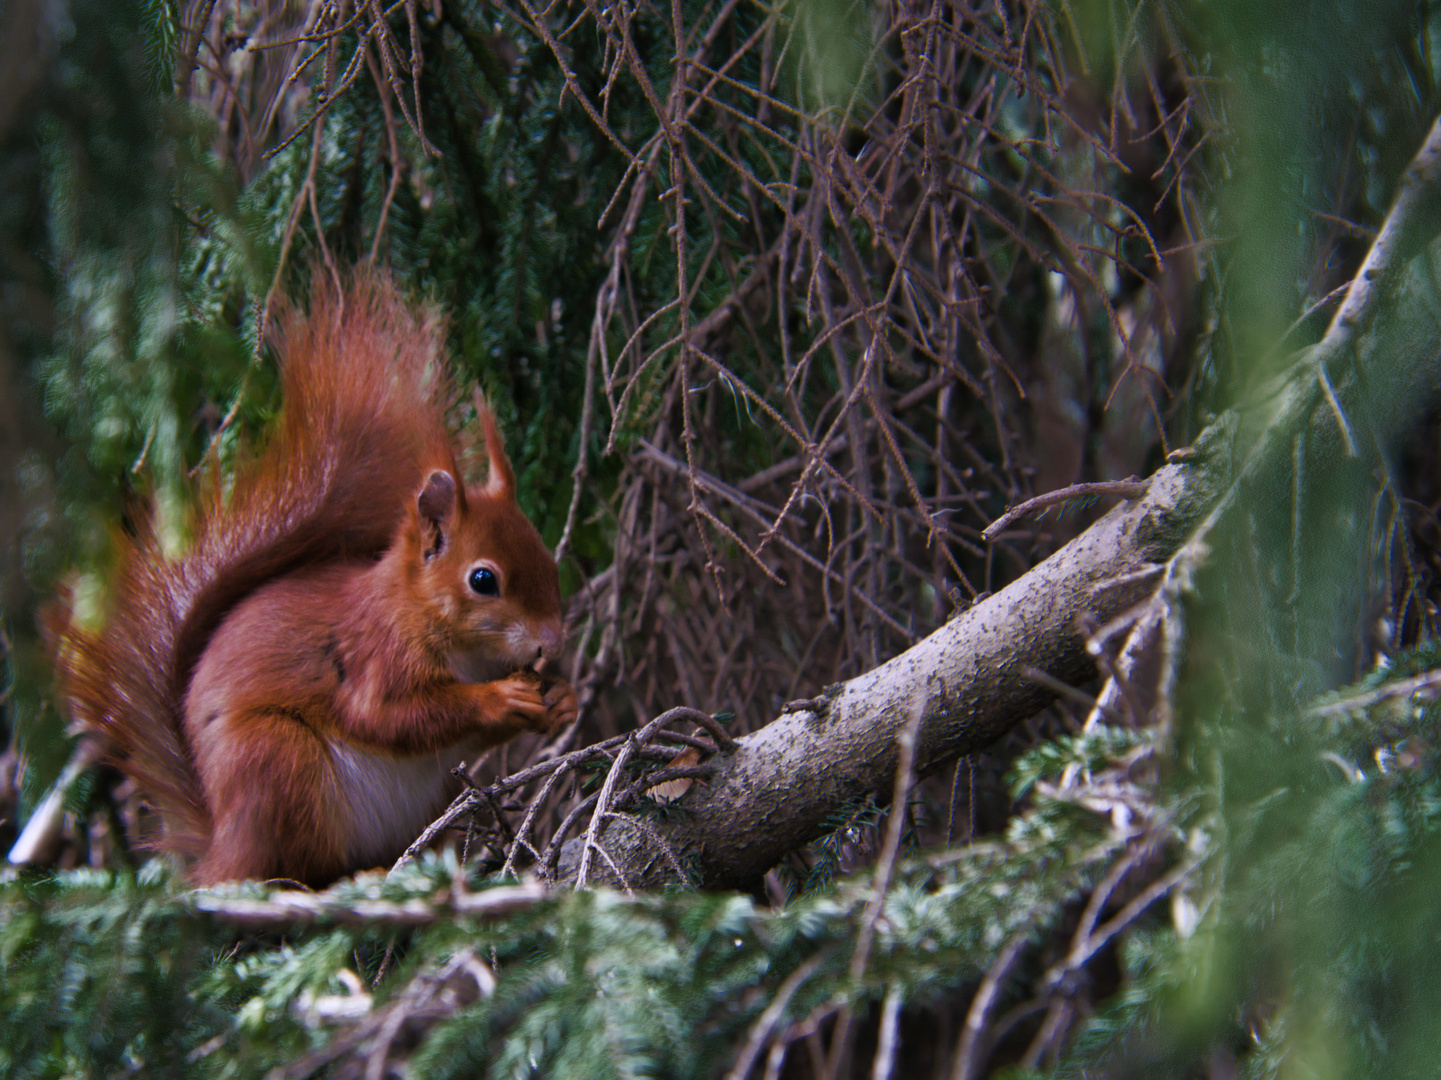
[6, 0, 1441, 1076]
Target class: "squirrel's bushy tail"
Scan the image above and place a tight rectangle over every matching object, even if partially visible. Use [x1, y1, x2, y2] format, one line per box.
[54, 272, 454, 858]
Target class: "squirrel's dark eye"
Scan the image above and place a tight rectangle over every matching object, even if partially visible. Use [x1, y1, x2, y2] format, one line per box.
[468, 566, 501, 597]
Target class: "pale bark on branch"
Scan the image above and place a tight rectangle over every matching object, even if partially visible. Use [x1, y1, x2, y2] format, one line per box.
[560, 114, 1441, 891]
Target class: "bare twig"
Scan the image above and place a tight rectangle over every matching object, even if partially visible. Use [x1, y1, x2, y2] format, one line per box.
[983, 479, 1150, 542]
[193, 880, 548, 927]
[1307, 667, 1441, 717]
[949, 928, 1031, 1080]
[725, 952, 831, 1080]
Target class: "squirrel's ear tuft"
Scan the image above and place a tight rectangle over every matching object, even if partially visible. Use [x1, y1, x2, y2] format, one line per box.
[474, 388, 516, 500]
[417, 470, 457, 559]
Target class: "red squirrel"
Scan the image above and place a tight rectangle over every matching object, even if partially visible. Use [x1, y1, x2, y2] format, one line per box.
[51, 273, 577, 886]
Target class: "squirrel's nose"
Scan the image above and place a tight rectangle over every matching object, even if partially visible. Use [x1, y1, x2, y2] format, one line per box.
[537, 622, 563, 659]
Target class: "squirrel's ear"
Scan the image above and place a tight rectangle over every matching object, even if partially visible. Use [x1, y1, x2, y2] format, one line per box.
[417, 470, 457, 559]
[473, 388, 516, 501]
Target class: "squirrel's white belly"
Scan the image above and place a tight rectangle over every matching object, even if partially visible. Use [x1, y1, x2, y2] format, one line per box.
[328, 744, 466, 867]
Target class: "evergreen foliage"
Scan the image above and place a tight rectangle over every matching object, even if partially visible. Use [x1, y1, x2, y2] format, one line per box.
[1058, 651, 1441, 1078]
[0, 729, 1139, 1078]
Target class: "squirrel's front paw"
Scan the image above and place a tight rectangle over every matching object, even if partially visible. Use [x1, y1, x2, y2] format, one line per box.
[489, 672, 548, 727]
[539, 674, 579, 732]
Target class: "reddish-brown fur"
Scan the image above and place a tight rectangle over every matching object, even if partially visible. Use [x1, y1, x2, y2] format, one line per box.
[53, 274, 576, 885]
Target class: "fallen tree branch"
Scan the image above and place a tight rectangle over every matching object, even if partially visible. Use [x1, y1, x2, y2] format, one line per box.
[556, 112, 1441, 890]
